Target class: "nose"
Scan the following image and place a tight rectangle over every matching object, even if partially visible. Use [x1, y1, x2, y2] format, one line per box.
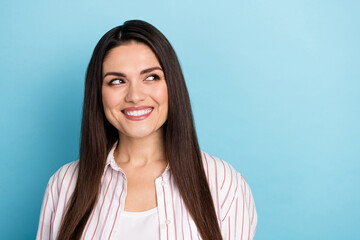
[125, 82, 146, 104]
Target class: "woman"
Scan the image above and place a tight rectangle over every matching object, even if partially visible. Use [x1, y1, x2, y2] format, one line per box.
[36, 20, 257, 240]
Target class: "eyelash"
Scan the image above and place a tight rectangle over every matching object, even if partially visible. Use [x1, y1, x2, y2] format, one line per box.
[108, 74, 161, 85]
[146, 74, 160, 81]
[108, 79, 124, 85]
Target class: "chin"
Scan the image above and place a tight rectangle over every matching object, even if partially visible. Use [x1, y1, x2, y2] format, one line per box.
[123, 129, 159, 139]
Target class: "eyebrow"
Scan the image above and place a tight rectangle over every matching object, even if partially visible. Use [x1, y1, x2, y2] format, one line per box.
[103, 66, 163, 79]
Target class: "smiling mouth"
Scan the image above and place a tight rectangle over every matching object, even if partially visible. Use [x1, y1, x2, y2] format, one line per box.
[123, 108, 153, 116]
[121, 107, 154, 121]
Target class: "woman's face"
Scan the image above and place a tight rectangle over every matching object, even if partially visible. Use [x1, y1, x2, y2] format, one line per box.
[102, 41, 168, 139]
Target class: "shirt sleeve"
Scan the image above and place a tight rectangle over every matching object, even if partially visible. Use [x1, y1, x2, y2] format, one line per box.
[36, 173, 57, 240]
[220, 165, 257, 240]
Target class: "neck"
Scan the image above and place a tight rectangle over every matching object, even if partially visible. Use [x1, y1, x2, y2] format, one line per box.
[114, 129, 166, 167]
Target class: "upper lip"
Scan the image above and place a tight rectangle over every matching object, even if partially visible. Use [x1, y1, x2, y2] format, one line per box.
[121, 106, 154, 113]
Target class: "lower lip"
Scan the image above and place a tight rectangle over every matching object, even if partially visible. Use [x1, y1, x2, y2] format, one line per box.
[122, 110, 153, 121]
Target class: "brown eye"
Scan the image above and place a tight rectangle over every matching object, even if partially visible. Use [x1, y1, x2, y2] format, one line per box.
[108, 79, 124, 85]
[146, 74, 160, 81]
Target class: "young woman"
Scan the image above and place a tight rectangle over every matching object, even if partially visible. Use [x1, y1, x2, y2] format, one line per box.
[36, 20, 257, 240]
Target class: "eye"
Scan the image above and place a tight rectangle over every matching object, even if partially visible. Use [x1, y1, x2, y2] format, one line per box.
[145, 74, 160, 81]
[108, 79, 124, 85]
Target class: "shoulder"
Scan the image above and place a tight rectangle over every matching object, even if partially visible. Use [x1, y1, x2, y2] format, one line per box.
[200, 151, 255, 221]
[37, 161, 80, 239]
[45, 160, 79, 211]
[50, 160, 79, 192]
[200, 150, 242, 192]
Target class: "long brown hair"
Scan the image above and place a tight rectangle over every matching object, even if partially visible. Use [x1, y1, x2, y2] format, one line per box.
[57, 20, 223, 240]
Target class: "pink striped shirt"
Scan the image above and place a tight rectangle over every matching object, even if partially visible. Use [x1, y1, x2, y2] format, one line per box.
[36, 145, 257, 239]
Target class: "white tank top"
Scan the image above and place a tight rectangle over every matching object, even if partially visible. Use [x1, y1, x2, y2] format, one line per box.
[118, 207, 160, 239]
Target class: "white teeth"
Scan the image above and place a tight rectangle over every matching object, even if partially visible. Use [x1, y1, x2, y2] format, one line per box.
[125, 109, 152, 117]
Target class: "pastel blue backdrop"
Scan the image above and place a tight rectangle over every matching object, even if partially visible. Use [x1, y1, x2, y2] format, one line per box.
[1, 0, 359, 239]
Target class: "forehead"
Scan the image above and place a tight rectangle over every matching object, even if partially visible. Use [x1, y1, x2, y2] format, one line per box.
[102, 42, 161, 74]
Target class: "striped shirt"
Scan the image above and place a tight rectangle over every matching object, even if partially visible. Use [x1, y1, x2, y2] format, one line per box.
[36, 145, 257, 239]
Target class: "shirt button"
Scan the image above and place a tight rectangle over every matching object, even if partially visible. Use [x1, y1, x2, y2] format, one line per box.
[161, 181, 166, 186]
[165, 219, 171, 225]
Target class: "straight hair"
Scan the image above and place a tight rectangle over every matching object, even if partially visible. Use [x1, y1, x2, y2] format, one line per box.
[57, 20, 223, 240]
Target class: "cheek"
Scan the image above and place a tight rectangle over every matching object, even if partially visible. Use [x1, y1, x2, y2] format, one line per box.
[152, 85, 168, 107]
[102, 89, 121, 109]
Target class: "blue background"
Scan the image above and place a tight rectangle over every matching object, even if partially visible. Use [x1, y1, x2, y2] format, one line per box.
[1, 0, 359, 239]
